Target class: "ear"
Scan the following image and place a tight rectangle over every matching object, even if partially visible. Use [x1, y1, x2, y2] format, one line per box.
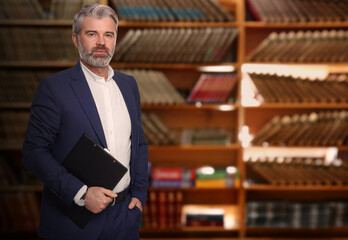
[72, 33, 78, 48]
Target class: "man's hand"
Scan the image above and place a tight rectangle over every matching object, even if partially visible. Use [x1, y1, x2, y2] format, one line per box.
[128, 197, 142, 212]
[85, 187, 117, 214]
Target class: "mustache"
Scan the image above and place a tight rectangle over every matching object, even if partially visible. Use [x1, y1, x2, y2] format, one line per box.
[92, 47, 112, 57]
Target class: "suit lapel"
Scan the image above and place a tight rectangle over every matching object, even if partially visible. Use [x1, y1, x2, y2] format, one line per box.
[69, 63, 107, 147]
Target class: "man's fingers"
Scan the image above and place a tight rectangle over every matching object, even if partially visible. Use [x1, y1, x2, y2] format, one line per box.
[101, 188, 117, 198]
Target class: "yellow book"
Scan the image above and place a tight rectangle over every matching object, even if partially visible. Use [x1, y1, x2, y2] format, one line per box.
[195, 179, 226, 188]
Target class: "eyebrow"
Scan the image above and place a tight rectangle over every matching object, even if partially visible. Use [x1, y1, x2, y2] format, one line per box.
[85, 30, 115, 35]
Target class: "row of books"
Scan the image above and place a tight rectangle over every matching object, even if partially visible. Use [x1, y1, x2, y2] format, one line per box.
[0, 69, 238, 105]
[110, 0, 235, 22]
[181, 128, 232, 145]
[246, 0, 348, 23]
[143, 190, 183, 229]
[0, 154, 39, 186]
[0, 111, 29, 149]
[0, 0, 97, 20]
[0, 70, 49, 103]
[187, 73, 238, 104]
[248, 73, 348, 104]
[142, 112, 235, 146]
[246, 29, 348, 63]
[119, 69, 185, 105]
[246, 201, 348, 228]
[149, 167, 238, 188]
[114, 27, 238, 63]
[245, 156, 348, 186]
[251, 110, 348, 147]
[0, 27, 78, 62]
[0, 192, 41, 232]
[141, 112, 179, 146]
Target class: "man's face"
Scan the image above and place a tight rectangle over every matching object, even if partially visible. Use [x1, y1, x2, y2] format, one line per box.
[73, 16, 117, 68]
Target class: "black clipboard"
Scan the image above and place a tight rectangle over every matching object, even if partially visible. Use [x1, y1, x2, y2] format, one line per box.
[51, 134, 128, 228]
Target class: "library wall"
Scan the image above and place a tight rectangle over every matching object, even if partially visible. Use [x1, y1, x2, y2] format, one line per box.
[0, 0, 347, 239]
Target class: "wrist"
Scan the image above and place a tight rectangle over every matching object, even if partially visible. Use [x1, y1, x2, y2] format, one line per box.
[77, 188, 88, 207]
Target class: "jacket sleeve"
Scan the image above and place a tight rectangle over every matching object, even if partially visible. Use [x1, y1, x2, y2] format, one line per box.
[22, 77, 84, 206]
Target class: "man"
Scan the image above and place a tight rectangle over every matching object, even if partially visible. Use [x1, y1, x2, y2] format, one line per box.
[22, 3, 148, 240]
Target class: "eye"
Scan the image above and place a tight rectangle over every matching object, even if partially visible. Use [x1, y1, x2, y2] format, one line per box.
[87, 32, 96, 37]
[105, 33, 114, 38]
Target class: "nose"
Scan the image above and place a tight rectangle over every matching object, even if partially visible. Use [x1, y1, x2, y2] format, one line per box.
[97, 35, 105, 45]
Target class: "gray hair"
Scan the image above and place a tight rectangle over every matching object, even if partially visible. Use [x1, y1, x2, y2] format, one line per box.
[72, 3, 118, 35]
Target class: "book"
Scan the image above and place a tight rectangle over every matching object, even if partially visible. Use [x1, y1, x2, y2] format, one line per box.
[187, 73, 238, 103]
[143, 190, 183, 229]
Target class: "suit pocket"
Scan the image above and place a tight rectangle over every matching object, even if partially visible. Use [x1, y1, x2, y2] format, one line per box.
[126, 206, 141, 239]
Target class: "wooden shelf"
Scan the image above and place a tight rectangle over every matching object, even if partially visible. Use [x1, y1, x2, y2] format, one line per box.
[0, 19, 72, 26]
[0, 61, 237, 70]
[243, 103, 348, 109]
[149, 145, 240, 168]
[245, 184, 348, 191]
[118, 20, 238, 28]
[246, 226, 348, 238]
[140, 227, 239, 238]
[0, 103, 31, 110]
[0, 185, 42, 192]
[111, 62, 238, 70]
[142, 104, 238, 111]
[244, 21, 348, 28]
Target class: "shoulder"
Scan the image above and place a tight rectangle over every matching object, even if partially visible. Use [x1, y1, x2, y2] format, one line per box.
[41, 65, 78, 87]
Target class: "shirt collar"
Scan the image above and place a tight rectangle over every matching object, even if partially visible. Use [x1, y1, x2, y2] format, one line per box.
[80, 61, 114, 84]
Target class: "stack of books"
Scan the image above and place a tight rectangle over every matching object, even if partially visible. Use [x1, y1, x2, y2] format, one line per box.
[248, 73, 348, 104]
[245, 156, 348, 186]
[184, 207, 224, 227]
[0, 27, 78, 62]
[246, 200, 345, 228]
[150, 167, 195, 188]
[141, 113, 179, 146]
[110, 0, 235, 22]
[246, 0, 348, 22]
[187, 73, 238, 103]
[246, 29, 348, 63]
[114, 27, 238, 63]
[142, 190, 183, 229]
[120, 69, 185, 105]
[251, 110, 348, 146]
[195, 167, 234, 188]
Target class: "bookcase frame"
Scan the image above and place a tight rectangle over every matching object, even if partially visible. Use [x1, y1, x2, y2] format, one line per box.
[0, 0, 348, 239]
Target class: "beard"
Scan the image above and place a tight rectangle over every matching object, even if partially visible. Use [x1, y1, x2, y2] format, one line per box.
[77, 40, 115, 68]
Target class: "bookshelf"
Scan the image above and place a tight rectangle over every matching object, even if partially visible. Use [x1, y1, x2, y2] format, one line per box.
[0, 0, 348, 239]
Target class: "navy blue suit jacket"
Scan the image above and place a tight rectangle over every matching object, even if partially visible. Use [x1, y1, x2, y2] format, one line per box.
[22, 63, 148, 239]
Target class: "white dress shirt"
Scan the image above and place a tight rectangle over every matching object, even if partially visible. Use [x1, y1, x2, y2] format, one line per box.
[74, 62, 131, 204]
